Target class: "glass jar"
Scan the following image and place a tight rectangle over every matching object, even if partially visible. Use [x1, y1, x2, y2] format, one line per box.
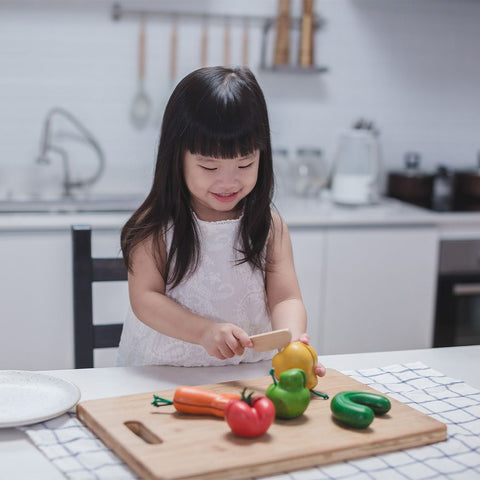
[273, 148, 291, 199]
[290, 148, 326, 198]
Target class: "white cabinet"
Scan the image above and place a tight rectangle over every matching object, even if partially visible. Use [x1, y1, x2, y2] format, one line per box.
[320, 226, 438, 354]
[0, 230, 72, 370]
[0, 216, 439, 370]
[0, 227, 126, 370]
[289, 228, 325, 347]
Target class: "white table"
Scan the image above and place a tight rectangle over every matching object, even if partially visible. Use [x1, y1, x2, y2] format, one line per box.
[1, 345, 479, 480]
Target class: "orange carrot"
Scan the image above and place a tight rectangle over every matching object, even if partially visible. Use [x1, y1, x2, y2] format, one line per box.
[152, 386, 241, 418]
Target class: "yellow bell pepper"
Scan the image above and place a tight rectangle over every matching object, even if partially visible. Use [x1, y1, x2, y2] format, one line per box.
[271, 341, 319, 390]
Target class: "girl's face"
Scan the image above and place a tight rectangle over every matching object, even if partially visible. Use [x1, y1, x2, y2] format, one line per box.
[183, 149, 260, 221]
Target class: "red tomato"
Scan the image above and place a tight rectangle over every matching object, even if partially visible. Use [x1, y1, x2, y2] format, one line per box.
[224, 391, 275, 438]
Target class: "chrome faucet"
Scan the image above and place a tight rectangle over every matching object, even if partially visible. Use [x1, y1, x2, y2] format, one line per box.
[37, 107, 105, 198]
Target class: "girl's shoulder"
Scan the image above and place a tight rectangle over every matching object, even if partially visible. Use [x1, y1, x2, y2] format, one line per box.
[270, 208, 287, 229]
[131, 227, 168, 260]
[269, 209, 288, 242]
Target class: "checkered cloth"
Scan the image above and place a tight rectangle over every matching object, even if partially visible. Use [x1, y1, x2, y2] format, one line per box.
[20, 362, 480, 479]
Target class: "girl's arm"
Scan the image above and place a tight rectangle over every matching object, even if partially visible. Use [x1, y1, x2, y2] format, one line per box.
[266, 212, 326, 376]
[128, 236, 252, 360]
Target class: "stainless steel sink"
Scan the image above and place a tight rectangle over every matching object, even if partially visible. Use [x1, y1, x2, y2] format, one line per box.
[0, 193, 145, 213]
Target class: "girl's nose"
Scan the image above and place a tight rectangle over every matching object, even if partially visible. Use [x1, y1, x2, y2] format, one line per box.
[218, 165, 239, 185]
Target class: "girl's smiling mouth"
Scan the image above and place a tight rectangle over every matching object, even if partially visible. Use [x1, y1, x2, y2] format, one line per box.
[211, 191, 239, 203]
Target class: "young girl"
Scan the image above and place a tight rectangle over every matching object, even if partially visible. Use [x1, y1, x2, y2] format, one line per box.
[117, 66, 325, 377]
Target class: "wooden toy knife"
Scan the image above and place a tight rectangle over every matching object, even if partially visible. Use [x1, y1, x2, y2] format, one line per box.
[250, 329, 292, 352]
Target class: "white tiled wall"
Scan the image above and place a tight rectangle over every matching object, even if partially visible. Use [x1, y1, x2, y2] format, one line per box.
[1, 0, 479, 198]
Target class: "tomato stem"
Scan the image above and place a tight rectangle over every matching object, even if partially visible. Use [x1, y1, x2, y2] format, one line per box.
[240, 387, 255, 405]
[152, 394, 173, 407]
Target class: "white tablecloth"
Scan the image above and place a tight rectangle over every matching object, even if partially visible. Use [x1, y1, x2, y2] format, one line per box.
[21, 362, 480, 480]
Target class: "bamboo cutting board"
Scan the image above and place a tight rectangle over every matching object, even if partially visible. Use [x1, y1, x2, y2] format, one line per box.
[77, 369, 446, 480]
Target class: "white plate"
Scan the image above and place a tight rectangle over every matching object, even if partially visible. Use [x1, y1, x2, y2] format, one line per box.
[0, 371, 81, 428]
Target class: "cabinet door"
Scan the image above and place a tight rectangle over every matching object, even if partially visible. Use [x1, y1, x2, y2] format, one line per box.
[322, 226, 438, 354]
[0, 228, 126, 370]
[0, 230, 72, 370]
[289, 228, 325, 349]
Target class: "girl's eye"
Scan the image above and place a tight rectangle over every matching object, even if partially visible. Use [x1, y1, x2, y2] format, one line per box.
[200, 165, 217, 171]
[239, 162, 254, 169]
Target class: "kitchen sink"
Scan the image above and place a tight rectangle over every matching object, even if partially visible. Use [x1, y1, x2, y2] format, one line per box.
[0, 193, 145, 213]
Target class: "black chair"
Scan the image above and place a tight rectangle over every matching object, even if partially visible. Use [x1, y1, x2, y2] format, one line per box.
[72, 225, 127, 368]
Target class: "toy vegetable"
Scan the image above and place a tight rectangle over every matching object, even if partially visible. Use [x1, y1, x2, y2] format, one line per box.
[152, 386, 241, 418]
[272, 341, 328, 398]
[266, 368, 311, 419]
[224, 388, 275, 438]
[330, 391, 391, 429]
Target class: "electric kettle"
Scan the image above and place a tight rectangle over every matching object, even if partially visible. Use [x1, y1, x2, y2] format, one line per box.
[330, 129, 381, 205]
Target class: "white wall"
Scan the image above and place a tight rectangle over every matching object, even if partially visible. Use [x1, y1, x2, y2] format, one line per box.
[1, 0, 479, 198]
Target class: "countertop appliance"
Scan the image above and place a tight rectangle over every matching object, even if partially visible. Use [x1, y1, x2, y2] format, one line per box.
[434, 239, 480, 347]
[452, 165, 480, 211]
[330, 128, 381, 205]
[387, 152, 435, 209]
[389, 152, 480, 212]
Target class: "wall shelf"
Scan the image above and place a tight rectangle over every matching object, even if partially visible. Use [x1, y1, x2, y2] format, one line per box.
[259, 65, 328, 74]
[259, 15, 327, 74]
[111, 3, 328, 75]
[111, 3, 267, 25]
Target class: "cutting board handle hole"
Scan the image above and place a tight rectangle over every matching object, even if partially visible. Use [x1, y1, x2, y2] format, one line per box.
[124, 421, 163, 444]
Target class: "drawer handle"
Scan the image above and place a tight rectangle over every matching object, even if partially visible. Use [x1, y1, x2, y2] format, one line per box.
[453, 283, 480, 296]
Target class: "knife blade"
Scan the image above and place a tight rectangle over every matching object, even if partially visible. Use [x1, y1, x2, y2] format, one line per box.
[250, 329, 292, 352]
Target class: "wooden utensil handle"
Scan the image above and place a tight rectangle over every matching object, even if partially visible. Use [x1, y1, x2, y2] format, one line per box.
[223, 21, 231, 67]
[242, 22, 249, 67]
[299, 0, 314, 67]
[200, 21, 208, 67]
[139, 18, 146, 79]
[274, 0, 291, 66]
[170, 20, 178, 81]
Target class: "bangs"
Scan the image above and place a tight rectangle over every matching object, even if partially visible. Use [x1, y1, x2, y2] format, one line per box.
[184, 112, 268, 159]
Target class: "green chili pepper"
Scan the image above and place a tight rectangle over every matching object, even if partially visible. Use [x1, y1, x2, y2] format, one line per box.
[330, 391, 391, 429]
[266, 368, 311, 419]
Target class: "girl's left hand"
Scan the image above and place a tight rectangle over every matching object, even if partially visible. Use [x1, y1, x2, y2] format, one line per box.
[297, 333, 326, 377]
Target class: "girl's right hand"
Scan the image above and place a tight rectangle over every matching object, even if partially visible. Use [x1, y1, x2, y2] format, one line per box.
[200, 323, 253, 360]
[297, 333, 326, 377]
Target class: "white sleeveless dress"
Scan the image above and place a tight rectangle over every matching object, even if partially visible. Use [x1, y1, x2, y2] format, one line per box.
[116, 214, 273, 367]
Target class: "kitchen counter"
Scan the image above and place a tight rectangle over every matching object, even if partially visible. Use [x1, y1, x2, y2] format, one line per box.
[1, 345, 479, 480]
[1, 194, 479, 233]
[0, 211, 131, 231]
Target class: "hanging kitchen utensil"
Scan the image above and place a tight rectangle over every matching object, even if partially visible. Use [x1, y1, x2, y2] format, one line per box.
[299, 0, 314, 67]
[130, 17, 151, 129]
[154, 17, 178, 126]
[168, 18, 178, 91]
[200, 17, 208, 67]
[223, 20, 231, 67]
[274, 0, 290, 66]
[241, 20, 249, 67]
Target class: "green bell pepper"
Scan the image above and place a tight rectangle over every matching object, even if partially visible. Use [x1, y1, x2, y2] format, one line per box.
[266, 368, 311, 419]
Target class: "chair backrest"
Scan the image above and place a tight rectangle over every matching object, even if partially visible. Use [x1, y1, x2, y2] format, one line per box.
[72, 225, 127, 368]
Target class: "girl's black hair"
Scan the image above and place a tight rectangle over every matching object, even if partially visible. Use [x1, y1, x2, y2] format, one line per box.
[121, 66, 274, 288]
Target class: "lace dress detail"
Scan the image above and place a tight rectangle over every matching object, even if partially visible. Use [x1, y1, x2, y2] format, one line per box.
[117, 214, 273, 366]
